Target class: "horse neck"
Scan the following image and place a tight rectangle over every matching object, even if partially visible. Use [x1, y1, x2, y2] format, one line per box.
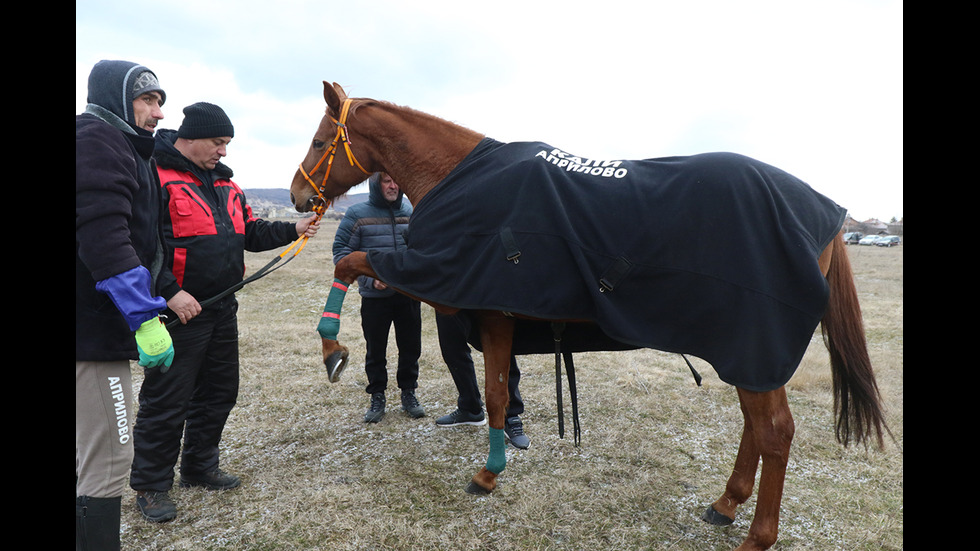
[356, 102, 484, 206]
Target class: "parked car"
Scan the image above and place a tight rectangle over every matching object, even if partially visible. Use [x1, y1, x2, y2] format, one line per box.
[843, 231, 864, 244]
[875, 235, 901, 247]
[858, 235, 881, 245]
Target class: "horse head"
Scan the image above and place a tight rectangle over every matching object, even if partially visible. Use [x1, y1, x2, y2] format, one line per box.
[290, 81, 374, 212]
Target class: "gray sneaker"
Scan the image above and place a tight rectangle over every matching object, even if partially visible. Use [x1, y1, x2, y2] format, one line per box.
[364, 392, 386, 423]
[135, 490, 176, 523]
[436, 408, 487, 427]
[401, 390, 426, 418]
[504, 416, 530, 449]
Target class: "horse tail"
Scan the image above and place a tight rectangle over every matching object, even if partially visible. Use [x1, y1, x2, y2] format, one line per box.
[820, 235, 888, 449]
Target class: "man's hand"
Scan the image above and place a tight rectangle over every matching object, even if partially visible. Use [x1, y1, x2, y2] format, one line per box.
[167, 290, 202, 325]
[296, 215, 320, 238]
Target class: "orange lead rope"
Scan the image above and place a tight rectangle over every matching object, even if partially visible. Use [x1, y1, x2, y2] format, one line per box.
[281, 205, 323, 258]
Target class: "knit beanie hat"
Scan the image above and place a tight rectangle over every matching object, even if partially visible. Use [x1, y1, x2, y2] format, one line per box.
[86, 60, 166, 128]
[178, 102, 235, 139]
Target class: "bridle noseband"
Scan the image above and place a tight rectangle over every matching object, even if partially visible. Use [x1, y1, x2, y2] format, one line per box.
[298, 98, 371, 213]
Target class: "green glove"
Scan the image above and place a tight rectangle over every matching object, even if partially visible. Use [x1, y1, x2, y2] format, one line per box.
[135, 317, 175, 372]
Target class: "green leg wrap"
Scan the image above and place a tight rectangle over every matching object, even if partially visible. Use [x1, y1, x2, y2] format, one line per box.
[317, 279, 348, 340]
[486, 427, 506, 474]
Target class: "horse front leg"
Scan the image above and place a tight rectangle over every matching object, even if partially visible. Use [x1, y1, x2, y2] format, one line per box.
[318, 252, 375, 380]
[465, 312, 515, 495]
[708, 386, 794, 551]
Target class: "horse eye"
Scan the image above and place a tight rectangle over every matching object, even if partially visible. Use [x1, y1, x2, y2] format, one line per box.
[313, 139, 326, 149]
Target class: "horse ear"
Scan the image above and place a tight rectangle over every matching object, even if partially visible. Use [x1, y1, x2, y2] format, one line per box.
[322, 81, 344, 113]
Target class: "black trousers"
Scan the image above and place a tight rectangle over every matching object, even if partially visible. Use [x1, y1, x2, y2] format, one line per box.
[435, 312, 524, 418]
[130, 298, 239, 491]
[360, 294, 422, 395]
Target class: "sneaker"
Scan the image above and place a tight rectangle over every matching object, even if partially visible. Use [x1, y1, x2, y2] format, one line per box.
[504, 416, 530, 449]
[135, 490, 176, 523]
[364, 392, 386, 423]
[436, 408, 487, 427]
[401, 390, 426, 418]
[179, 468, 241, 490]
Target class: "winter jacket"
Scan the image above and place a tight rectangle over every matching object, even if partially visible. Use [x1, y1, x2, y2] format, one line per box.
[332, 174, 412, 298]
[153, 129, 297, 303]
[76, 112, 165, 361]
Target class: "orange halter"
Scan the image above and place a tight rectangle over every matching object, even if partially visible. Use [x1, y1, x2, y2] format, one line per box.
[297, 98, 371, 215]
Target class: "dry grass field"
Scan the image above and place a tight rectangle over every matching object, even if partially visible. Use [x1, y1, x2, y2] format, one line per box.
[122, 218, 903, 550]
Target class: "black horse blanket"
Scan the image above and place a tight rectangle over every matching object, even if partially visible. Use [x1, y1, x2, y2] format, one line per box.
[368, 138, 846, 391]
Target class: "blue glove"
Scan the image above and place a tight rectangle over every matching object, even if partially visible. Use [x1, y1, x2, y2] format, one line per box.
[135, 317, 175, 371]
[95, 266, 167, 331]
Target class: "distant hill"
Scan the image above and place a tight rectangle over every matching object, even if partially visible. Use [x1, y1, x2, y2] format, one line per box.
[243, 188, 368, 216]
[242, 187, 292, 206]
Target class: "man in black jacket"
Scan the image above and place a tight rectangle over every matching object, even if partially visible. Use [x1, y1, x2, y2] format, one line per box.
[130, 102, 319, 522]
[76, 59, 173, 551]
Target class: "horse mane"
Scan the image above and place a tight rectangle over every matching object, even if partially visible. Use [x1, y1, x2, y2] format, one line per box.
[347, 98, 484, 138]
[338, 97, 485, 201]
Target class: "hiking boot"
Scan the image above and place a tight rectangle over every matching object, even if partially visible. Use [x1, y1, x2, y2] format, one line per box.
[436, 408, 487, 427]
[364, 392, 386, 423]
[504, 416, 530, 449]
[179, 468, 241, 490]
[135, 490, 176, 523]
[401, 389, 426, 418]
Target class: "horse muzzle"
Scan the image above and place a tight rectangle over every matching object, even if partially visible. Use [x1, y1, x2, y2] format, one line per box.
[290, 193, 320, 213]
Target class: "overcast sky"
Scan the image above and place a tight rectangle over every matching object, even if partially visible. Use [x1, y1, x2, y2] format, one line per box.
[77, 0, 902, 221]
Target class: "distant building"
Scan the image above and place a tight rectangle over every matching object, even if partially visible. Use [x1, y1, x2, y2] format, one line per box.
[886, 219, 903, 236]
[862, 218, 889, 234]
[840, 215, 903, 237]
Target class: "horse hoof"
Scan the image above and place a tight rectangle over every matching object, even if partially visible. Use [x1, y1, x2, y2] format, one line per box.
[464, 481, 492, 495]
[324, 350, 349, 383]
[701, 505, 735, 526]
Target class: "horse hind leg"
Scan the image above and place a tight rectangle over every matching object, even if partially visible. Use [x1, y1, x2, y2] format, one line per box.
[703, 413, 761, 526]
[705, 387, 794, 551]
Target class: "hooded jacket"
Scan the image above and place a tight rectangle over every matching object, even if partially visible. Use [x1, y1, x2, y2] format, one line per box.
[153, 128, 298, 303]
[332, 174, 412, 298]
[76, 60, 167, 361]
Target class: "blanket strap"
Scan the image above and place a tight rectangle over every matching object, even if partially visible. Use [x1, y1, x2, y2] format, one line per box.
[552, 322, 582, 446]
[599, 256, 633, 293]
[499, 228, 522, 264]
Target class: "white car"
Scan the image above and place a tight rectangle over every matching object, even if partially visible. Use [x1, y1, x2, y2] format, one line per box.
[858, 235, 880, 245]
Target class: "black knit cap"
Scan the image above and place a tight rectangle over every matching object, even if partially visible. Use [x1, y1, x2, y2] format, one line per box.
[178, 102, 235, 139]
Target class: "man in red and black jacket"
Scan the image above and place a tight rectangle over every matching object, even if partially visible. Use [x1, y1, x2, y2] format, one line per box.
[130, 102, 319, 522]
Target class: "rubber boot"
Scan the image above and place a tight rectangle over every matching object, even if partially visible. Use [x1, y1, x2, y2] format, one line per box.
[76, 495, 121, 551]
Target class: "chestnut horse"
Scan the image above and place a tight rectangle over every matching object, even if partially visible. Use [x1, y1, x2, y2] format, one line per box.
[289, 82, 887, 551]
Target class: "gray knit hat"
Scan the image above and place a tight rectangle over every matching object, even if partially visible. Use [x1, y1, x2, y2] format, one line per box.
[86, 60, 166, 127]
[130, 69, 166, 104]
[178, 102, 235, 139]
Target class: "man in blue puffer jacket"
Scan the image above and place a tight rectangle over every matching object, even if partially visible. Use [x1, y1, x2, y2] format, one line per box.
[334, 172, 424, 422]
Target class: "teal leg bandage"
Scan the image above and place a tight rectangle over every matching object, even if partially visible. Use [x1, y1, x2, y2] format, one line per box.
[317, 279, 348, 340]
[486, 427, 507, 474]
